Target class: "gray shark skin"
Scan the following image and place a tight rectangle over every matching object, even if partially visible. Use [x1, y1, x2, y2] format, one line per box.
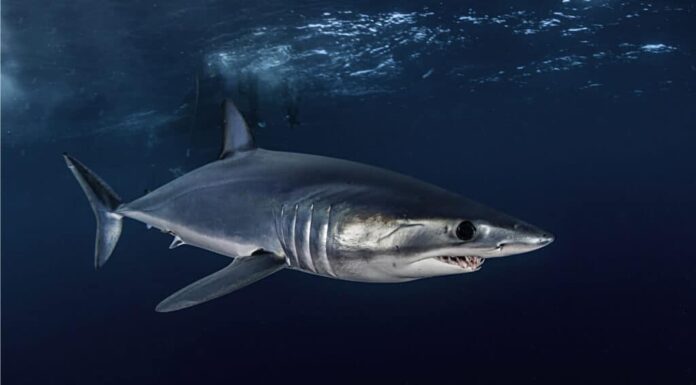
[65, 100, 554, 312]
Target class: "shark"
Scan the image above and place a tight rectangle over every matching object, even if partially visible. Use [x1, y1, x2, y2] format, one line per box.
[65, 100, 554, 312]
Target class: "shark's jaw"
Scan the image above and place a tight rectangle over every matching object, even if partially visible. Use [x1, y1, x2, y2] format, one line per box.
[433, 255, 485, 271]
[389, 254, 486, 280]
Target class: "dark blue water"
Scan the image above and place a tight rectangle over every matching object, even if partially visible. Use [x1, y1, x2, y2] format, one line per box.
[3, 1, 695, 383]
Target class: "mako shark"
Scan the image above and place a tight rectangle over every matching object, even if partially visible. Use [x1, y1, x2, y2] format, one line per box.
[65, 100, 554, 312]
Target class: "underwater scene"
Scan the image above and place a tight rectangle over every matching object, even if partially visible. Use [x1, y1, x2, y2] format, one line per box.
[2, 0, 695, 383]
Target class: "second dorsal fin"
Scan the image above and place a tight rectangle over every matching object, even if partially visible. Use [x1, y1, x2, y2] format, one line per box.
[220, 99, 255, 159]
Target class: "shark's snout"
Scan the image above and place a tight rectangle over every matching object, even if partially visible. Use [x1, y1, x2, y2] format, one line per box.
[536, 232, 555, 246]
[516, 227, 554, 251]
[522, 225, 555, 248]
[482, 222, 554, 258]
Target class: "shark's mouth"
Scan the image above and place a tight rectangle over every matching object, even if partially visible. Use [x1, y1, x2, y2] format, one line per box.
[435, 255, 484, 270]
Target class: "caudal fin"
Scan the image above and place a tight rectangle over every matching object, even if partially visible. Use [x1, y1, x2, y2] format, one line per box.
[64, 153, 123, 268]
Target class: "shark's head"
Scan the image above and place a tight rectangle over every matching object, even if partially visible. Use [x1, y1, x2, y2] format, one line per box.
[328, 188, 554, 281]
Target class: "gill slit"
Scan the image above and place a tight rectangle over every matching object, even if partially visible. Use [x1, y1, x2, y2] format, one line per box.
[304, 204, 317, 272]
[322, 204, 336, 277]
[290, 204, 299, 267]
[278, 205, 291, 266]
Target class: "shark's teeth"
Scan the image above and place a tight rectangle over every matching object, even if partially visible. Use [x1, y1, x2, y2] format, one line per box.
[436, 255, 484, 271]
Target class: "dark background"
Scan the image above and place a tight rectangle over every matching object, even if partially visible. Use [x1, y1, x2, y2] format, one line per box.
[2, 0, 695, 384]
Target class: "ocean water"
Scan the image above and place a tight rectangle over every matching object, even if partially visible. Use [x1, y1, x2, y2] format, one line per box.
[2, 0, 695, 383]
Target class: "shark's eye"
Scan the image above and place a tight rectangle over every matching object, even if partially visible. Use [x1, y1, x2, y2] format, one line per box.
[456, 221, 476, 241]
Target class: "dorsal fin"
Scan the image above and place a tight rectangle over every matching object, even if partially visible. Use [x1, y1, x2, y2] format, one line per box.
[220, 99, 255, 159]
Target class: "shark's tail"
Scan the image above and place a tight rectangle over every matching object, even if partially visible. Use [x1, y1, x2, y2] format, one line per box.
[64, 153, 123, 269]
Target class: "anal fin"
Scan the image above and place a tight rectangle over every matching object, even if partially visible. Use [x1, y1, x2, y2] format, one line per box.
[155, 252, 285, 312]
[169, 236, 185, 249]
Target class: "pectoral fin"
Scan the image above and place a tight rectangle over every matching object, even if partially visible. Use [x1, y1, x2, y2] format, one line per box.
[155, 252, 285, 312]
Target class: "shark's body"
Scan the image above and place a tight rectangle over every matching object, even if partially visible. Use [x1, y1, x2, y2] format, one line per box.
[66, 100, 553, 312]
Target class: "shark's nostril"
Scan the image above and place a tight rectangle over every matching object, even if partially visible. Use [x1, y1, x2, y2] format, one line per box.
[538, 233, 554, 245]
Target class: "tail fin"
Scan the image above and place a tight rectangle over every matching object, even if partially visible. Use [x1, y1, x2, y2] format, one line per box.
[64, 153, 123, 268]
